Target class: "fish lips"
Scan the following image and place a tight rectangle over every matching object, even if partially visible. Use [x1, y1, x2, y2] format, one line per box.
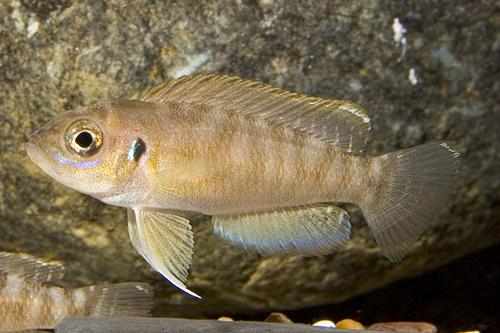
[26, 132, 42, 162]
[26, 116, 67, 164]
[25, 129, 61, 177]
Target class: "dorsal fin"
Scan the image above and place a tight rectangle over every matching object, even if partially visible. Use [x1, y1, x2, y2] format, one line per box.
[141, 74, 371, 153]
[0, 251, 64, 283]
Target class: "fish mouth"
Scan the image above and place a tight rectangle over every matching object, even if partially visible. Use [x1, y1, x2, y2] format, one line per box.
[27, 132, 40, 145]
[25, 131, 39, 149]
[25, 132, 46, 165]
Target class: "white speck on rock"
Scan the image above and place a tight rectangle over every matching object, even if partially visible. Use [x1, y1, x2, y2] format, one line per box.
[27, 16, 39, 38]
[349, 80, 362, 92]
[173, 51, 212, 78]
[81, 45, 102, 56]
[392, 17, 407, 56]
[11, 2, 25, 33]
[408, 68, 418, 85]
[392, 17, 406, 44]
[46, 62, 56, 78]
[46, 44, 65, 78]
[313, 320, 336, 328]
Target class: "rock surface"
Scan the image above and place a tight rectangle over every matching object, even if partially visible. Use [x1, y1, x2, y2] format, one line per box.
[265, 312, 294, 324]
[336, 319, 365, 330]
[55, 317, 350, 333]
[0, 0, 498, 317]
[368, 322, 437, 333]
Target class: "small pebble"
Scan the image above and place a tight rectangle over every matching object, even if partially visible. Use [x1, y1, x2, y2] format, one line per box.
[368, 321, 437, 333]
[336, 318, 364, 330]
[217, 316, 234, 321]
[312, 320, 336, 328]
[264, 312, 293, 323]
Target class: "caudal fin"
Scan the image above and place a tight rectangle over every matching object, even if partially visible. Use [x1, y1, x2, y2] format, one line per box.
[361, 142, 459, 261]
[75, 282, 153, 317]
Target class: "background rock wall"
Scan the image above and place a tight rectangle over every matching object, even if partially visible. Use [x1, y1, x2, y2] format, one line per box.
[0, 0, 498, 317]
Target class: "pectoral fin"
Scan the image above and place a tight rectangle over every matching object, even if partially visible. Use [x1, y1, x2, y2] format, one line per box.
[0, 251, 65, 283]
[212, 205, 351, 256]
[127, 208, 144, 256]
[128, 208, 200, 299]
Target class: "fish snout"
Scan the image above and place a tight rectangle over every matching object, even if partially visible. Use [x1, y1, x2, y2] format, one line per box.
[27, 132, 40, 145]
[25, 131, 41, 152]
[25, 130, 47, 162]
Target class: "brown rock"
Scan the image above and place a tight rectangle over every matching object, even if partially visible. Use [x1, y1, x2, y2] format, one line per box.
[368, 321, 437, 333]
[264, 312, 293, 324]
[0, 0, 498, 318]
[55, 317, 336, 333]
[336, 319, 364, 330]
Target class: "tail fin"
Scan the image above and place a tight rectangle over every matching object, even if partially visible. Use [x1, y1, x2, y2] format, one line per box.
[75, 282, 153, 317]
[361, 142, 459, 262]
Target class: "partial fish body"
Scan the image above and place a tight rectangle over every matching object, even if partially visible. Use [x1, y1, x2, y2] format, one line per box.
[26, 74, 459, 298]
[0, 252, 153, 332]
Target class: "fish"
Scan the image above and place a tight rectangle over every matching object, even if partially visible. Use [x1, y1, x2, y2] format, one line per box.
[0, 251, 153, 332]
[26, 74, 459, 298]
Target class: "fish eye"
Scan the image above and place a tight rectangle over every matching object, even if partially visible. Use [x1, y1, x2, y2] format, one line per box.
[75, 131, 94, 148]
[65, 119, 103, 156]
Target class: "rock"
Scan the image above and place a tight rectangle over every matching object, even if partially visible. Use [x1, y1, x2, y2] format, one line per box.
[264, 312, 293, 324]
[336, 319, 364, 330]
[0, 0, 498, 317]
[217, 316, 234, 322]
[55, 317, 339, 333]
[368, 321, 437, 333]
[312, 320, 336, 328]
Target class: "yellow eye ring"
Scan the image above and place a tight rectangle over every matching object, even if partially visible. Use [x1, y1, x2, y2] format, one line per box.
[65, 119, 103, 156]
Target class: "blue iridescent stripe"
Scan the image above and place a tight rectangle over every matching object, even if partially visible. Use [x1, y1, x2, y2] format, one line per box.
[55, 153, 101, 169]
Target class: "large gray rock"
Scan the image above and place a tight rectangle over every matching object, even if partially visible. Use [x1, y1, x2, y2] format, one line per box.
[55, 317, 349, 333]
[0, 0, 498, 317]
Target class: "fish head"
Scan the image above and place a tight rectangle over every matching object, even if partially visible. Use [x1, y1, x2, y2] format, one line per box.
[26, 102, 136, 196]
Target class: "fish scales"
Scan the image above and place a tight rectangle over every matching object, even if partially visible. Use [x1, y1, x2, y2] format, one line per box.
[0, 252, 153, 331]
[26, 74, 459, 298]
[0, 276, 73, 331]
[138, 101, 363, 214]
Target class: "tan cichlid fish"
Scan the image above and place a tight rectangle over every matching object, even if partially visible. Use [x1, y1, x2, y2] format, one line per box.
[0, 251, 153, 332]
[26, 74, 459, 298]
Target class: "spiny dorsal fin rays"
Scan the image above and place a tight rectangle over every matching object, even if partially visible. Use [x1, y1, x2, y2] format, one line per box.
[212, 205, 351, 257]
[0, 251, 65, 283]
[141, 74, 371, 153]
[127, 208, 200, 299]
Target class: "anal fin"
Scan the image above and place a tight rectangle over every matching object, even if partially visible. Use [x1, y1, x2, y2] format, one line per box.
[212, 205, 351, 256]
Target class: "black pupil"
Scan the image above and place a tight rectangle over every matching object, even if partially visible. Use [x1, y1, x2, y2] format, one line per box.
[75, 131, 94, 148]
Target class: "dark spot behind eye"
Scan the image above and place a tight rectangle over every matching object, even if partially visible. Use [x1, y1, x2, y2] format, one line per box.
[128, 137, 146, 161]
[75, 131, 93, 148]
